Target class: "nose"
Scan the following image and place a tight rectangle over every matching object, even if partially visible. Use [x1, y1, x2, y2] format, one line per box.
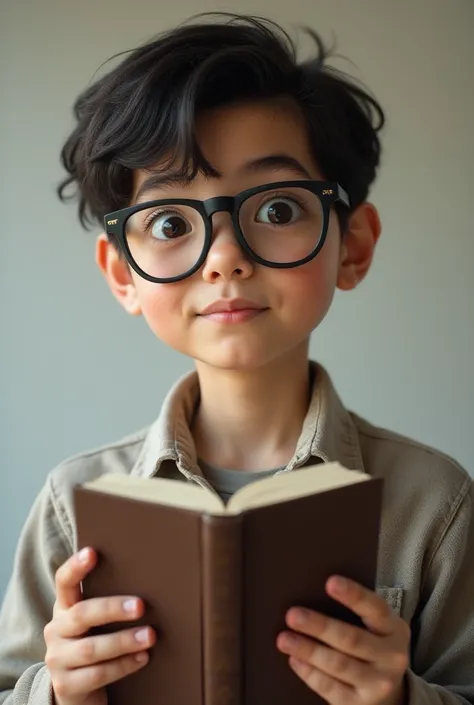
[200, 212, 254, 283]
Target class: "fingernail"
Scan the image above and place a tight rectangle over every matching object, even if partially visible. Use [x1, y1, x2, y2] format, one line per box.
[289, 608, 308, 626]
[134, 628, 150, 643]
[123, 598, 138, 612]
[279, 632, 299, 650]
[331, 577, 348, 593]
[77, 548, 90, 563]
[135, 652, 148, 663]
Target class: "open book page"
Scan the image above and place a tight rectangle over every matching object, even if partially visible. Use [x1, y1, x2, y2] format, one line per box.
[82, 463, 370, 515]
[82, 474, 225, 513]
[226, 463, 369, 513]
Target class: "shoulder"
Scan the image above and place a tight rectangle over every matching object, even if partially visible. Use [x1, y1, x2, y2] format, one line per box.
[352, 412, 470, 489]
[351, 412, 471, 536]
[52, 426, 148, 482]
[351, 414, 473, 588]
[44, 426, 150, 545]
[49, 425, 149, 491]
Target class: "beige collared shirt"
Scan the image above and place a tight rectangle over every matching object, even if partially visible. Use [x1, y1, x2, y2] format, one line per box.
[1, 363, 473, 704]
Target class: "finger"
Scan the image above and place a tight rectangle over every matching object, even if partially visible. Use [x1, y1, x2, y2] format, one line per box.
[58, 595, 145, 639]
[55, 548, 97, 611]
[326, 576, 395, 635]
[278, 631, 371, 687]
[289, 657, 357, 704]
[285, 607, 381, 662]
[53, 651, 150, 699]
[59, 626, 156, 668]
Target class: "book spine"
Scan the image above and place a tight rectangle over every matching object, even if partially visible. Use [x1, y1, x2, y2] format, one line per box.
[201, 514, 243, 705]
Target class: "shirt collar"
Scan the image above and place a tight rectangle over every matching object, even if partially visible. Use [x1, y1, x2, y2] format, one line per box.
[130, 362, 365, 479]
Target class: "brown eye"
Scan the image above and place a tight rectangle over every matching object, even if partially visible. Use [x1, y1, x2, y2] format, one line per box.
[256, 197, 301, 225]
[150, 213, 191, 239]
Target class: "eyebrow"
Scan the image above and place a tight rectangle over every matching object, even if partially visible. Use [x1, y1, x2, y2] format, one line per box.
[134, 154, 313, 202]
[135, 172, 194, 203]
[242, 154, 313, 180]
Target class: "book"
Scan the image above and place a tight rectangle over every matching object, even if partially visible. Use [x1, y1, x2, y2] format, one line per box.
[74, 463, 384, 705]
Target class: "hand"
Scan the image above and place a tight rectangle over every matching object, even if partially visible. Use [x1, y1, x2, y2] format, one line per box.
[277, 576, 410, 705]
[44, 547, 156, 705]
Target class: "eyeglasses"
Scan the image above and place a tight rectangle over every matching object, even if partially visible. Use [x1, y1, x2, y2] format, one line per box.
[104, 180, 350, 283]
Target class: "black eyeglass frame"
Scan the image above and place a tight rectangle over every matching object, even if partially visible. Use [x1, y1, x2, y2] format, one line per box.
[104, 180, 350, 284]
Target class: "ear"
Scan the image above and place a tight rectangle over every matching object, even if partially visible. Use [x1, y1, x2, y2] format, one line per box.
[337, 202, 381, 291]
[95, 234, 142, 315]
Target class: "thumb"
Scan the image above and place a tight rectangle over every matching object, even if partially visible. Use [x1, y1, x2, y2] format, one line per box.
[54, 547, 97, 611]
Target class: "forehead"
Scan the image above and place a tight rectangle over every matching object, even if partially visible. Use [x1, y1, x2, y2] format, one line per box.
[132, 100, 322, 200]
[195, 99, 316, 170]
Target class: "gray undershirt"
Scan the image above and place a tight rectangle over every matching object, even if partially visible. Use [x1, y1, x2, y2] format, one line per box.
[198, 459, 285, 504]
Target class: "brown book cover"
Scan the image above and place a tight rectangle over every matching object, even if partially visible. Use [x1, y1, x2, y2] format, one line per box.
[74, 464, 383, 705]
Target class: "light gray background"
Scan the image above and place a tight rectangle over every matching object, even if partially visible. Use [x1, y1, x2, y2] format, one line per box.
[1, 0, 473, 597]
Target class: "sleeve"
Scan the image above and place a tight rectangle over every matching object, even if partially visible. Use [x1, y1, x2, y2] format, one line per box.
[0, 475, 73, 705]
[405, 477, 474, 704]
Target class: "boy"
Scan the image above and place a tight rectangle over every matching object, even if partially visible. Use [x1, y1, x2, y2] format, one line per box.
[0, 13, 473, 705]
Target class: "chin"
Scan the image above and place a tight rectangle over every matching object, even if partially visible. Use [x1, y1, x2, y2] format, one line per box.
[194, 342, 279, 372]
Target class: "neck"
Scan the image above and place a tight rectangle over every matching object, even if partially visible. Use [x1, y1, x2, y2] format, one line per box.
[192, 345, 312, 472]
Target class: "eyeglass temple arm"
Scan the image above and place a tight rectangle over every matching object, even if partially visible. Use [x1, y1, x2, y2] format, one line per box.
[336, 184, 350, 208]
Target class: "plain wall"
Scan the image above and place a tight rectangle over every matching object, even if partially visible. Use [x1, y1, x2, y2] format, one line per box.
[1, 0, 473, 597]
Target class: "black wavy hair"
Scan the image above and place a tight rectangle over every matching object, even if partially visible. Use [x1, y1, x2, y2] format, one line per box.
[57, 13, 385, 233]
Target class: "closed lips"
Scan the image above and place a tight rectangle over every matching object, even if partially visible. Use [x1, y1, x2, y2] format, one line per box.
[198, 299, 267, 315]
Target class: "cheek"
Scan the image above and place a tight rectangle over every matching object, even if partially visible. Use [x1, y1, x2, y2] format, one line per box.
[132, 278, 188, 347]
[278, 230, 341, 327]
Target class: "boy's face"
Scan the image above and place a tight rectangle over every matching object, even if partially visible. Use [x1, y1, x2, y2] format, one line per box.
[97, 100, 380, 371]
